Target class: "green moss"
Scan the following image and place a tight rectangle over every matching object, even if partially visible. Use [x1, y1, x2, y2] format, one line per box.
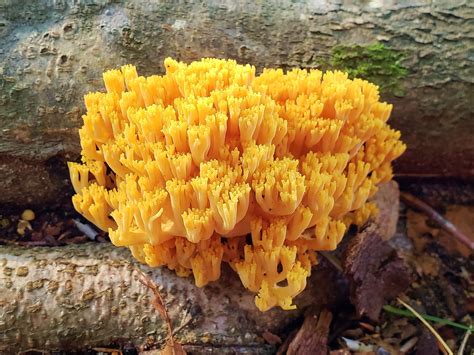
[328, 43, 407, 96]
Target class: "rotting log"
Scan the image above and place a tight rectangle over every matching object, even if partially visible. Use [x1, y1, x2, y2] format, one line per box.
[0, 182, 406, 352]
[0, 1, 473, 207]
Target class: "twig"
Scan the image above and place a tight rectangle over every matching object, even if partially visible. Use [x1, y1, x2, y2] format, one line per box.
[400, 192, 474, 251]
[399, 337, 418, 353]
[397, 298, 453, 355]
[457, 329, 471, 355]
[136, 267, 185, 354]
[138, 271, 174, 341]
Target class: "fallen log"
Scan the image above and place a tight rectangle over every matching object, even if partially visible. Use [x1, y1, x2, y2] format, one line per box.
[0, 1, 473, 207]
[0, 242, 345, 352]
[0, 182, 407, 352]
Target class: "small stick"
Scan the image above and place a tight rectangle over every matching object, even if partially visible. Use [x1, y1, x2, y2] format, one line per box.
[400, 192, 474, 251]
[399, 337, 418, 353]
[457, 329, 471, 355]
[137, 268, 186, 354]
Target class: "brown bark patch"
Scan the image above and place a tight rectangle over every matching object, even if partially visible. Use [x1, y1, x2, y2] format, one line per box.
[343, 226, 411, 321]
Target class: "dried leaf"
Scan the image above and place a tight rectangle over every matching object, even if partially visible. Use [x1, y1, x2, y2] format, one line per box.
[437, 205, 474, 257]
[44, 223, 62, 237]
[159, 339, 186, 355]
[415, 255, 440, 277]
[402, 193, 474, 252]
[139, 276, 167, 320]
[406, 210, 435, 251]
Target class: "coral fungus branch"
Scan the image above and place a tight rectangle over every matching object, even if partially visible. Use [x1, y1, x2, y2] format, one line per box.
[69, 57, 405, 311]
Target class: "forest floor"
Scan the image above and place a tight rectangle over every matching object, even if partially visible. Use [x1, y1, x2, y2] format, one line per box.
[0, 178, 472, 355]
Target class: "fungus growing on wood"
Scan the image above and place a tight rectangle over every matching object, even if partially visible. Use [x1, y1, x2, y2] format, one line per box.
[68, 58, 405, 311]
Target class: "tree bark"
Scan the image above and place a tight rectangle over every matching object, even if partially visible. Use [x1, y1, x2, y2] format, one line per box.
[0, 242, 345, 352]
[0, 1, 473, 207]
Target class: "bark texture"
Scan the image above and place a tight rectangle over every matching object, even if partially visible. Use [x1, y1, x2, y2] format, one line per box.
[286, 309, 333, 355]
[0, 242, 345, 353]
[0, 1, 473, 206]
[342, 224, 412, 321]
[341, 182, 411, 321]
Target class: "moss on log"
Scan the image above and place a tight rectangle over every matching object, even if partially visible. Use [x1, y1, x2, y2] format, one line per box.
[0, 0, 472, 206]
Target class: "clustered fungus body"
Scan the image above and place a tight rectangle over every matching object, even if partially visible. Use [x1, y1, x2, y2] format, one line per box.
[68, 58, 405, 311]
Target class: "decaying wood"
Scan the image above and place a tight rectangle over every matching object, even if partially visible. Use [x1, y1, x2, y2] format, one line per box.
[0, 1, 473, 207]
[372, 181, 400, 241]
[342, 181, 411, 321]
[0, 182, 407, 352]
[287, 309, 333, 355]
[343, 226, 411, 322]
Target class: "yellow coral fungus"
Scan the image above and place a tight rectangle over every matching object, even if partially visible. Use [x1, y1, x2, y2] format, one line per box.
[69, 58, 405, 311]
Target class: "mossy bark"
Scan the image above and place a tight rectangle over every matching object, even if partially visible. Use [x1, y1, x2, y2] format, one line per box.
[0, 1, 473, 207]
